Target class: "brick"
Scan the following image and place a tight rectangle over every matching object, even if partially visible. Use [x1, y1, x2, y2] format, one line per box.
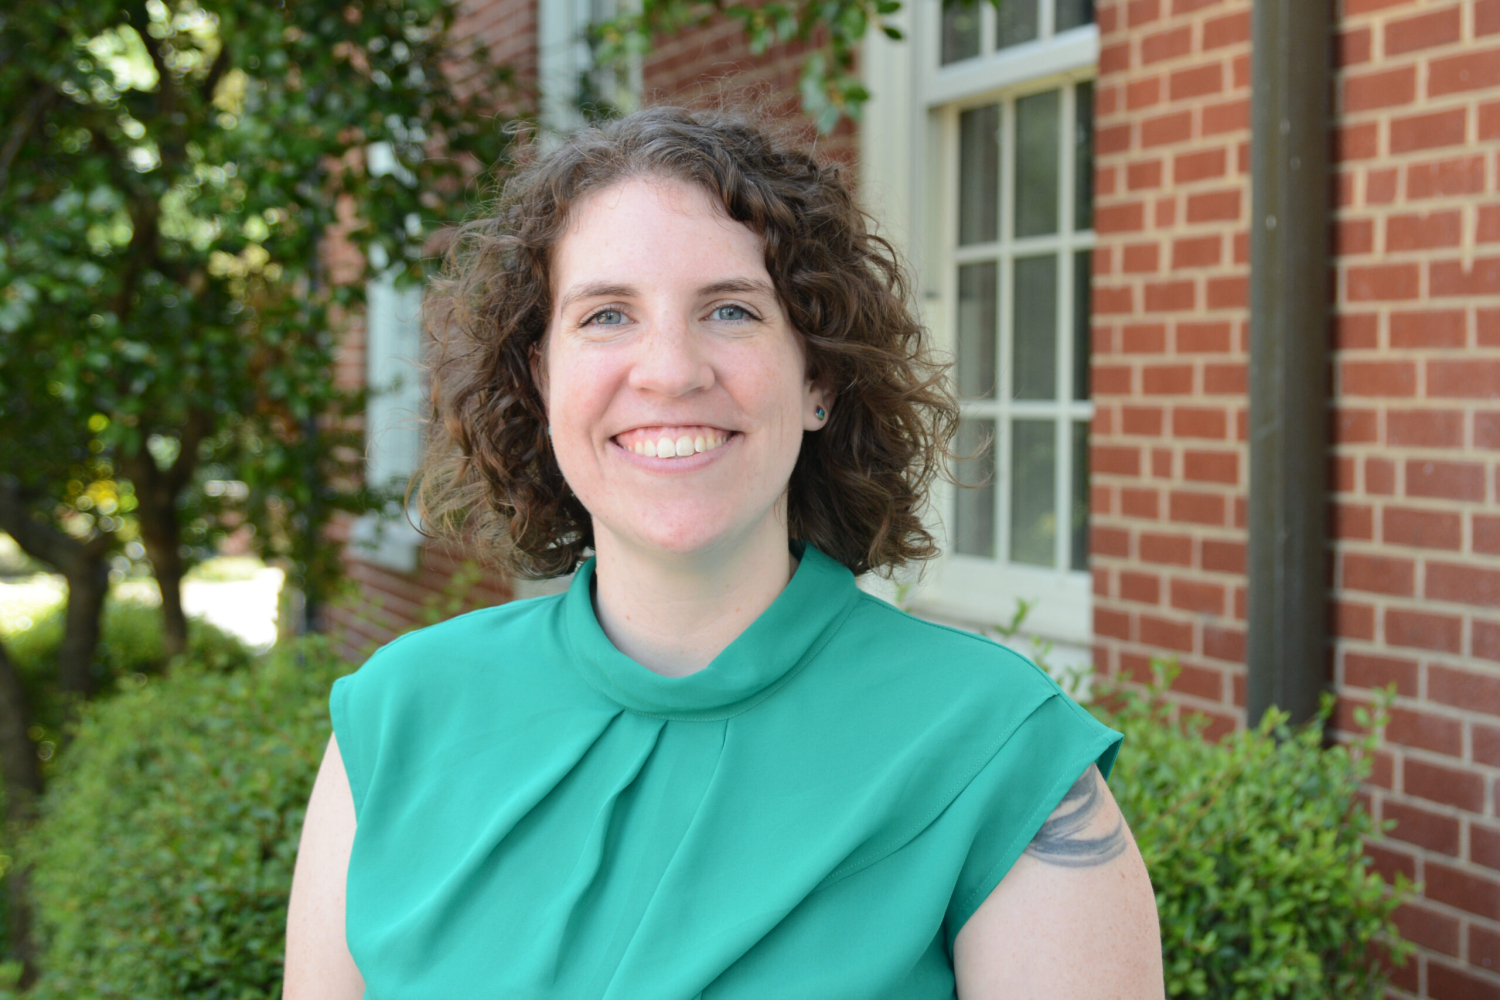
[1475, 825, 1500, 871]
[1094, 445, 1143, 476]
[1476, 724, 1500, 767]
[1481, 308, 1500, 346]
[1169, 65, 1222, 102]
[1404, 758, 1485, 812]
[1426, 563, 1500, 608]
[1366, 456, 1396, 495]
[1171, 235, 1221, 268]
[1343, 66, 1415, 112]
[1406, 156, 1487, 200]
[1332, 599, 1375, 639]
[1482, 0, 1500, 35]
[1345, 264, 1420, 302]
[1172, 407, 1227, 439]
[1126, 77, 1163, 111]
[1097, 121, 1131, 154]
[1201, 624, 1244, 662]
[1382, 799, 1460, 855]
[1144, 280, 1195, 311]
[1335, 218, 1374, 255]
[1094, 606, 1131, 640]
[1169, 490, 1226, 526]
[1175, 321, 1230, 353]
[1095, 201, 1146, 234]
[1141, 110, 1192, 147]
[1477, 619, 1500, 661]
[1406, 459, 1487, 501]
[1386, 608, 1465, 654]
[1335, 26, 1372, 67]
[1364, 166, 1398, 205]
[1153, 196, 1176, 228]
[1122, 243, 1161, 273]
[1339, 359, 1416, 396]
[1455, 941, 1500, 999]
[1341, 553, 1415, 597]
[1427, 957, 1500, 999]
[1127, 0, 1160, 28]
[1429, 48, 1500, 98]
[1138, 613, 1193, 653]
[1126, 157, 1163, 188]
[1389, 309, 1466, 348]
[1477, 514, 1500, 554]
[1092, 526, 1131, 558]
[1383, 507, 1462, 550]
[1143, 365, 1193, 394]
[1383, 7, 1461, 57]
[1120, 487, 1160, 519]
[1183, 450, 1237, 484]
[1099, 42, 1131, 77]
[1139, 532, 1193, 566]
[1205, 276, 1247, 310]
[1342, 651, 1417, 696]
[1173, 148, 1226, 184]
[1094, 364, 1132, 394]
[1120, 570, 1161, 605]
[1389, 108, 1469, 154]
[1335, 409, 1378, 444]
[1201, 98, 1248, 136]
[1121, 405, 1164, 434]
[1170, 578, 1225, 615]
[1094, 288, 1135, 317]
[1335, 312, 1378, 349]
[1387, 704, 1464, 756]
[1482, 205, 1500, 243]
[1429, 360, 1500, 399]
[1386, 210, 1463, 251]
[1201, 540, 1244, 574]
[1332, 502, 1374, 540]
[1334, 456, 1356, 494]
[1334, 122, 1379, 161]
[1140, 25, 1191, 64]
[1431, 257, 1500, 297]
[1387, 409, 1464, 448]
[1203, 363, 1246, 394]
[1392, 901, 1461, 957]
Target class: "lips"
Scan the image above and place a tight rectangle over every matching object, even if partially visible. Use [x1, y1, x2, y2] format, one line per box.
[614, 425, 733, 459]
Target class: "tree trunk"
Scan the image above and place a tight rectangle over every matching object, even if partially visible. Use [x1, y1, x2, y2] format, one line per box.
[138, 506, 188, 660]
[0, 641, 43, 987]
[57, 557, 108, 699]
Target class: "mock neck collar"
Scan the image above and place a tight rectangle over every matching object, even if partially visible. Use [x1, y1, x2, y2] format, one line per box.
[562, 544, 859, 721]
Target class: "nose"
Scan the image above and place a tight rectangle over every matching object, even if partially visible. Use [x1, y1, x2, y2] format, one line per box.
[628, 314, 715, 398]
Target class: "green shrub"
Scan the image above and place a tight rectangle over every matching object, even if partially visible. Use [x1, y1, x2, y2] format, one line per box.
[1096, 666, 1411, 999]
[21, 640, 346, 1000]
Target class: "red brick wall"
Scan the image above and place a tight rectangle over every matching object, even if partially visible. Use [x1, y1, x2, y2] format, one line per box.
[1330, 1, 1500, 995]
[1089, 0, 1254, 739]
[1094, 0, 1500, 993]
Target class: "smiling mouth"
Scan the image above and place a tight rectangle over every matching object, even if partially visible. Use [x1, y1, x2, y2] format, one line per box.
[614, 426, 734, 459]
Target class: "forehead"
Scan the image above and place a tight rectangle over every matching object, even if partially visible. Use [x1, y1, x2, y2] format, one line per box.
[551, 176, 767, 292]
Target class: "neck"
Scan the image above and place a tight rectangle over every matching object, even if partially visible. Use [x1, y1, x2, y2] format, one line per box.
[591, 517, 797, 678]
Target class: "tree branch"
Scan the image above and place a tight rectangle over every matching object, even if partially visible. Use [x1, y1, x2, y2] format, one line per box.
[0, 480, 102, 578]
[200, 43, 231, 106]
[0, 86, 56, 203]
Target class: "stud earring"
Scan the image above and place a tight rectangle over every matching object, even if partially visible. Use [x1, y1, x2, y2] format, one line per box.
[814, 406, 827, 421]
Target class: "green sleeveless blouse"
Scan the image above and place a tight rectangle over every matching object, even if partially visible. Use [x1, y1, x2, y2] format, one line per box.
[331, 545, 1121, 999]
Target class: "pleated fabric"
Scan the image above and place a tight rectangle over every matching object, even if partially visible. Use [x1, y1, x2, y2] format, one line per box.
[331, 545, 1121, 999]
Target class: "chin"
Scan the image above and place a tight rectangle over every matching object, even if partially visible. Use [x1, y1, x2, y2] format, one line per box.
[605, 501, 770, 561]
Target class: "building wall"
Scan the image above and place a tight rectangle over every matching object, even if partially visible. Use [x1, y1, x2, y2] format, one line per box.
[1093, 0, 1500, 994]
[1089, 0, 1255, 739]
[1329, 1, 1500, 995]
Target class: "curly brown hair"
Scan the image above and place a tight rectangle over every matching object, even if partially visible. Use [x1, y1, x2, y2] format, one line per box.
[414, 106, 957, 579]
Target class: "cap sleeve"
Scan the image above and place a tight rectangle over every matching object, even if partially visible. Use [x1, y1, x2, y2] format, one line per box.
[945, 693, 1122, 952]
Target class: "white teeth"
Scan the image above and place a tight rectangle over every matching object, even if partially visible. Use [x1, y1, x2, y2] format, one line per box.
[656, 437, 674, 457]
[694, 436, 706, 453]
[642, 439, 657, 457]
[674, 435, 694, 457]
[625, 431, 730, 459]
[633, 440, 645, 455]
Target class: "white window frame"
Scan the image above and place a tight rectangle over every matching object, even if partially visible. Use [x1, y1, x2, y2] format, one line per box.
[859, 2, 1099, 651]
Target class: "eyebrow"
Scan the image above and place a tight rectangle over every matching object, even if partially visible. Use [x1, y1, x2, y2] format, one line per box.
[558, 277, 776, 312]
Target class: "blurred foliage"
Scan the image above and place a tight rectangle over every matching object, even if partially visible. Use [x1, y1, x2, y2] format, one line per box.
[1096, 665, 1411, 999]
[0, 0, 521, 638]
[1, 594, 252, 767]
[13, 638, 343, 999]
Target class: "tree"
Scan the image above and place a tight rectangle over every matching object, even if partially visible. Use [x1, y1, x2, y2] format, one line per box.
[0, 0, 517, 663]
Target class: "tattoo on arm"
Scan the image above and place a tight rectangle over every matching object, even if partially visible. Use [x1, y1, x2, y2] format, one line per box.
[1023, 765, 1128, 869]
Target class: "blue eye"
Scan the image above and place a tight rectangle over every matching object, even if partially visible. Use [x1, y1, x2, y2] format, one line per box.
[711, 305, 753, 321]
[589, 309, 626, 326]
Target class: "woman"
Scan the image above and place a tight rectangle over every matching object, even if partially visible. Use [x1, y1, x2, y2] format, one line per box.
[285, 107, 1162, 999]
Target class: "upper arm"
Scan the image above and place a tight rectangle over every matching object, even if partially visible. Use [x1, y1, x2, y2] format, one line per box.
[952, 765, 1164, 999]
[284, 734, 365, 1000]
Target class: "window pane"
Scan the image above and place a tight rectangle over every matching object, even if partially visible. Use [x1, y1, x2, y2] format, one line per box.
[1015, 89, 1061, 237]
[1074, 81, 1095, 232]
[958, 104, 1000, 245]
[1056, 0, 1095, 31]
[1071, 420, 1090, 571]
[1012, 254, 1057, 400]
[1072, 249, 1091, 401]
[997, 0, 1039, 50]
[1010, 419, 1056, 567]
[958, 262, 998, 399]
[955, 419, 996, 557]
[942, 0, 982, 64]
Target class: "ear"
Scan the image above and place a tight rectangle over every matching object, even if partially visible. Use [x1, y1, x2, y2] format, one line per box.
[803, 379, 834, 432]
